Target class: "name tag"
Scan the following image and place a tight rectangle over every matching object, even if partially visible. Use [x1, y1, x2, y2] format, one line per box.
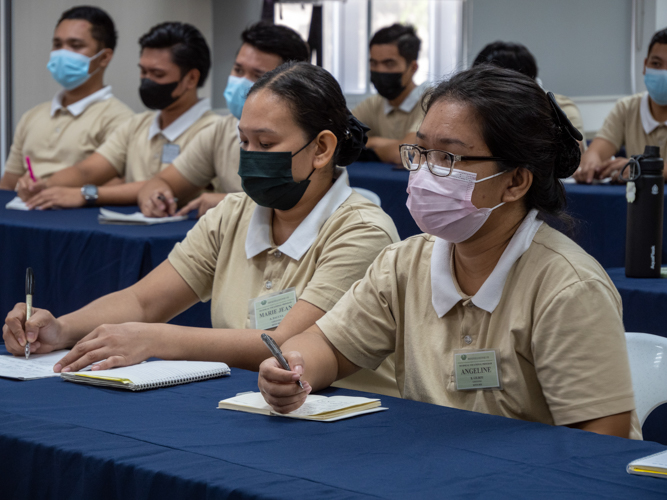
[454, 349, 502, 390]
[161, 143, 180, 164]
[249, 288, 297, 330]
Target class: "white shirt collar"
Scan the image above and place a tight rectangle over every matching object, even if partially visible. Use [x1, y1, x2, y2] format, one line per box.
[430, 209, 543, 317]
[245, 167, 353, 261]
[50, 85, 113, 117]
[147, 97, 211, 142]
[383, 82, 426, 115]
[640, 92, 667, 135]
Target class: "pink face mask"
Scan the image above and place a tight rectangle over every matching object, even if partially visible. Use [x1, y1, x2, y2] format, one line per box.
[406, 164, 506, 243]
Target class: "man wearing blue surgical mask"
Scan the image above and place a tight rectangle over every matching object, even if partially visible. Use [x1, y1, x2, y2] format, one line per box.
[576, 28, 667, 183]
[138, 22, 310, 218]
[0, 6, 133, 192]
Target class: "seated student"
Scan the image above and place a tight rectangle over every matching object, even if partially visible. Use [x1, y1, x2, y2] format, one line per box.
[472, 41, 586, 153]
[0, 6, 132, 192]
[257, 65, 641, 440]
[21, 22, 220, 210]
[138, 22, 309, 218]
[352, 24, 426, 165]
[575, 28, 667, 183]
[3, 63, 400, 397]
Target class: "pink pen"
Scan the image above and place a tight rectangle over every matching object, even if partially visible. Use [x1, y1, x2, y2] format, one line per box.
[25, 156, 36, 182]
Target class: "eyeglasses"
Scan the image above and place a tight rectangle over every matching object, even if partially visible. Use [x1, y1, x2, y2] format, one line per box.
[399, 144, 506, 177]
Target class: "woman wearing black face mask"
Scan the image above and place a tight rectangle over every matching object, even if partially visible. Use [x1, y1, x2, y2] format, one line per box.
[3, 62, 400, 397]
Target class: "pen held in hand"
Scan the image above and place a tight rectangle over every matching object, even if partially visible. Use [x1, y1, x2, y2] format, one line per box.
[25, 267, 35, 359]
[261, 333, 304, 389]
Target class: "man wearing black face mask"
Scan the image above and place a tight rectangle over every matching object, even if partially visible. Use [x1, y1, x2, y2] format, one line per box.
[352, 24, 426, 165]
[23, 22, 221, 209]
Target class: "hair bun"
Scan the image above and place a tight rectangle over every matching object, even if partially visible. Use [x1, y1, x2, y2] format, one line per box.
[335, 113, 370, 166]
[546, 92, 582, 178]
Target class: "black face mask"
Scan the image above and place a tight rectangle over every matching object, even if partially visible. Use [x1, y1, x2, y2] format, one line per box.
[238, 140, 315, 211]
[370, 71, 406, 101]
[139, 78, 180, 110]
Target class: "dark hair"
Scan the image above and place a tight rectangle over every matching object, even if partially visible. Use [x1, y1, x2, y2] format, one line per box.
[473, 41, 538, 79]
[139, 22, 211, 87]
[241, 22, 310, 63]
[57, 5, 117, 51]
[370, 24, 421, 63]
[423, 65, 580, 221]
[247, 62, 365, 167]
[648, 28, 667, 57]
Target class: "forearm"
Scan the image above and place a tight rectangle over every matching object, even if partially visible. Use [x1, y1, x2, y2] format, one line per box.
[280, 327, 352, 391]
[96, 181, 145, 205]
[366, 137, 401, 164]
[46, 166, 88, 187]
[0, 172, 20, 190]
[59, 287, 150, 345]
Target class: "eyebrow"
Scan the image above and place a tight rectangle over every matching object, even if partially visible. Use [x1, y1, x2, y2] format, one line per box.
[237, 126, 278, 135]
[415, 131, 470, 149]
[53, 36, 86, 44]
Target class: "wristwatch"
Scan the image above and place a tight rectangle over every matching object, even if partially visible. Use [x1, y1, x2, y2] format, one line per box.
[81, 184, 98, 206]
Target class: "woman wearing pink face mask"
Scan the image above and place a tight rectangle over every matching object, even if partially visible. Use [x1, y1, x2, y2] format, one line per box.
[257, 65, 640, 440]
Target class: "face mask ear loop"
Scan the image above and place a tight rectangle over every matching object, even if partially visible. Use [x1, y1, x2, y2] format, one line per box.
[473, 170, 508, 184]
[291, 136, 319, 182]
[86, 49, 106, 79]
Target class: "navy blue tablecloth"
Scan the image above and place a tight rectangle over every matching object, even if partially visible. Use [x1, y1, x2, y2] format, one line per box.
[0, 350, 665, 499]
[348, 162, 667, 269]
[0, 190, 211, 328]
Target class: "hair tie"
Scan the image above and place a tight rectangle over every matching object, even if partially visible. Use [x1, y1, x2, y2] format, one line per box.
[547, 92, 583, 142]
[345, 112, 370, 149]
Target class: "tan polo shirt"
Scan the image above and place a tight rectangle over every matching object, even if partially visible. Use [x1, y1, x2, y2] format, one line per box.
[172, 114, 243, 193]
[4, 86, 133, 179]
[597, 92, 667, 158]
[554, 93, 585, 140]
[352, 83, 426, 140]
[317, 212, 641, 438]
[96, 98, 220, 183]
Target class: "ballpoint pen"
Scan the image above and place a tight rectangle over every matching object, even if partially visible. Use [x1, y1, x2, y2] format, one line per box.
[261, 333, 304, 389]
[25, 267, 34, 359]
[25, 156, 36, 182]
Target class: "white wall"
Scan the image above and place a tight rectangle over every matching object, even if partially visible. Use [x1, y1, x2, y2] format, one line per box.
[12, 0, 213, 129]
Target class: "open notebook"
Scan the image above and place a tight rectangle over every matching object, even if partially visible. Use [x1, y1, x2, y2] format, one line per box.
[218, 391, 386, 422]
[0, 351, 70, 380]
[61, 360, 230, 391]
[627, 450, 667, 479]
[98, 208, 187, 225]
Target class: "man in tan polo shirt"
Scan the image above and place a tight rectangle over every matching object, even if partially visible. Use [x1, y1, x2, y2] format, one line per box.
[352, 24, 426, 164]
[0, 6, 132, 192]
[575, 28, 667, 183]
[137, 22, 310, 218]
[22, 22, 220, 209]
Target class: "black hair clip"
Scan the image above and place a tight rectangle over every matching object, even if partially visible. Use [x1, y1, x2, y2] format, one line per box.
[346, 112, 370, 148]
[547, 91, 583, 142]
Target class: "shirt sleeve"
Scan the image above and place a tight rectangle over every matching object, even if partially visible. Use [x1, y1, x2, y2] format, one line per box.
[95, 118, 133, 176]
[532, 278, 635, 426]
[4, 112, 29, 176]
[595, 98, 627, 150]
[300, 220, 395, 314]
[173, 125, 218, 187]
[316, 245, 400, 370]
[352, 98, 378, 138]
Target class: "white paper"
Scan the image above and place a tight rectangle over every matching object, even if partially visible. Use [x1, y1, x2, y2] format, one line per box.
[66, 360, 230, 385]
[0, 350, 70, 380]
[5, 196, 30, 211]
[628, 449, 667, 470]
[98, 208, 187, 225]
[290, 395, 380, 416]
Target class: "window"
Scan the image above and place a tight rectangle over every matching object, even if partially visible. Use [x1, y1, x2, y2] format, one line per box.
[276, 0, 463, 102]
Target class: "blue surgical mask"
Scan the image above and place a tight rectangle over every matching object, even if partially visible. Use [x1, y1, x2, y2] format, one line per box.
[47, 49, 103, 90]
[645, 68, 667, 106]
[224, 75, 254, 119]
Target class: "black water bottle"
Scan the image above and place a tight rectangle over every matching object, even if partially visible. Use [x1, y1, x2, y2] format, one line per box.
[625, 145, 664, 278]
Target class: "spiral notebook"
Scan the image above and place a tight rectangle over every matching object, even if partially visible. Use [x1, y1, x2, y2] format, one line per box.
[627, 450, 667, 479]
[61, 360, 230, 391]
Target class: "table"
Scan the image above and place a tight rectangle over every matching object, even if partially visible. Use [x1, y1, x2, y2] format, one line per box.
[0, 350, 665, 499]
[347, 162, 667, 269]
[0, 190, 211, 329]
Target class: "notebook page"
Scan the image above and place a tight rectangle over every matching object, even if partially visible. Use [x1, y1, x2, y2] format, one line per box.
[290, 395, 380, 417]
[5, 196, 30, 211]
[75, 360, 230, 385]
[98, 208, 187, 225]
[629, 450, 667, 469]
[0, 350, 70, 380]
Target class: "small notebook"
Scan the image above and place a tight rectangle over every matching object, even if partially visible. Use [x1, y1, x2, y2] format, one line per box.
[5, 196, 30, 211]
[98, 208, 187, 225]
[0, 350, 70, 380]
[627, 450, 667, 479]
[218, 391, 386, 422]
[61, 360, 230, 391]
